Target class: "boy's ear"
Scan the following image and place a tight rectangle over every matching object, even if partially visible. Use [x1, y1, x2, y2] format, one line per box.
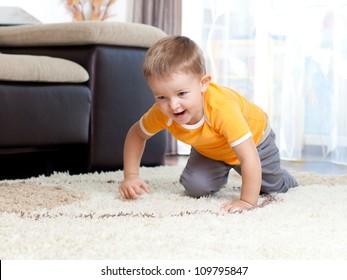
[200, 74, 212, 92]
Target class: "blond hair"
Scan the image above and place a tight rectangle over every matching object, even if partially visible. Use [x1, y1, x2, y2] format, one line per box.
[143, 35, 206, 79]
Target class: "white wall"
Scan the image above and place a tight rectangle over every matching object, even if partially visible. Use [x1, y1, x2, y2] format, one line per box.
[0, 0, 132, 23]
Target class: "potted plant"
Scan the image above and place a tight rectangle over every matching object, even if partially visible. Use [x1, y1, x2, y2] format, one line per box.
[63, 0, 117, 21]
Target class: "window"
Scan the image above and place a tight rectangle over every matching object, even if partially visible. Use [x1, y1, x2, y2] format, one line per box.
[181, 0, 347, 163]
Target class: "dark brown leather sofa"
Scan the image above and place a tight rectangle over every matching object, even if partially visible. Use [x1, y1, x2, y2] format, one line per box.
[0, 21, 167, 179]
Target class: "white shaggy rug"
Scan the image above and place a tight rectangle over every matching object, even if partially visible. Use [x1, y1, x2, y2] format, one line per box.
[0, 165, 346, 260]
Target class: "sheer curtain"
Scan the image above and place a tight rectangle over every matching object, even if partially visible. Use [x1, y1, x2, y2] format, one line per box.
[182, 0, 347, 164]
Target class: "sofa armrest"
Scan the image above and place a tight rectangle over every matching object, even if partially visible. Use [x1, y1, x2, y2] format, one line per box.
[87, 45, 167, 170]
[0, 21, 166, 48]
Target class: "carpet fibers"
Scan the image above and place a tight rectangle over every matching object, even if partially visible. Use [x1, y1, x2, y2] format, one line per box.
[0, 165, 346, 260]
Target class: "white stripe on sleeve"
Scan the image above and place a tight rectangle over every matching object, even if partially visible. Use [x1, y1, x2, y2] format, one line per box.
[229, 132, 252, 147]
[139, 117, 155, 136]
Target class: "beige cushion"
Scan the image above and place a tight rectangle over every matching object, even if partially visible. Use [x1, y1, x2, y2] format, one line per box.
[0, 53, 89, 83]
[0, 21, 167, 48]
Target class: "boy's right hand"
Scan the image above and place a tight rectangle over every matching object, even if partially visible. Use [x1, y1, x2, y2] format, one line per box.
[119, 176, 149, 200]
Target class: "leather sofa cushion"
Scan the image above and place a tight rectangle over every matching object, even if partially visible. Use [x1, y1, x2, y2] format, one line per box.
[0, 84, 91, 147]
[0, 53, 89, 83]
[0, 21, 166, 48]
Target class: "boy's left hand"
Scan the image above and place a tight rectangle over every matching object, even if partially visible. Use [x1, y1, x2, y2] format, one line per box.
[222, 199, 255, 213]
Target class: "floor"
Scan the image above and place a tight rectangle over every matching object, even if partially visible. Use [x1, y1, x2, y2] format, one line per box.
[165, 155, 347, 175]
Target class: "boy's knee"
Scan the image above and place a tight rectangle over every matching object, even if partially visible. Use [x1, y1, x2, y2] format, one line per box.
[179, 173, 212, 197]
[179, 169, 225, 198]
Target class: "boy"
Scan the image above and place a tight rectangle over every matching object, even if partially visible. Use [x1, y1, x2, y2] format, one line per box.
[119, 35, 298, 213]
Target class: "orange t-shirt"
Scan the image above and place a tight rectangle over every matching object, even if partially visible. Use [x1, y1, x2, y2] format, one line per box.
[140, 82, 266, 165]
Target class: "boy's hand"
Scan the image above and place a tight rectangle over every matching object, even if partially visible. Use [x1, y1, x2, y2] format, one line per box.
[222, 199, 255, 213]
[119, 177, 149, 200]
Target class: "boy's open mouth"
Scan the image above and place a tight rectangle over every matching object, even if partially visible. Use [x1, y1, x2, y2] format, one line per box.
[173, 110, 186, 118]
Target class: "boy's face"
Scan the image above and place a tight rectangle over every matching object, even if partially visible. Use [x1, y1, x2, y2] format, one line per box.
[147, 72, 211, 125]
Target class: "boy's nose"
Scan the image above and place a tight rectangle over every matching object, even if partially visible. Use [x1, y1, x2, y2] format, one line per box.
[169, 99, 179, 111]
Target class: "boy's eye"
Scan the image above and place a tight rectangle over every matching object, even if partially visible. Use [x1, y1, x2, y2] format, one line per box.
[157, 96, 167, 100]
[178, 92, 187, 97]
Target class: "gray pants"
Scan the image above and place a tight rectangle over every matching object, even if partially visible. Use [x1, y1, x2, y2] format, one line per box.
[180, 130, 298, 197]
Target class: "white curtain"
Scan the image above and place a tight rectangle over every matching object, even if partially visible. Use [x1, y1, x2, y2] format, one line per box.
[182, 0, 347, 164]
